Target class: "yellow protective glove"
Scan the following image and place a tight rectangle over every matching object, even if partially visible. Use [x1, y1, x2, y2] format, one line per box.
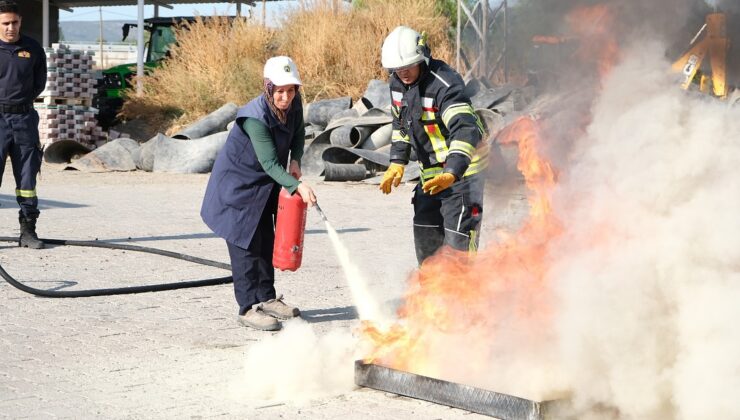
[379, 163, 405, 194]
[422, 173, 456, 195]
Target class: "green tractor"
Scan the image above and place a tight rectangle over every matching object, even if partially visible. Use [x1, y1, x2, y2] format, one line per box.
[94, 16, 198, 129]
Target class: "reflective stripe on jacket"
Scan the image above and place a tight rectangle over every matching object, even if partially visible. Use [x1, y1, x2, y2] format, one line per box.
[389, 58, 487, 182]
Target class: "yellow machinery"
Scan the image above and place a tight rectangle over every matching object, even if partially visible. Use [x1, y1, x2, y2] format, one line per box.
[672, 12, 730, 99]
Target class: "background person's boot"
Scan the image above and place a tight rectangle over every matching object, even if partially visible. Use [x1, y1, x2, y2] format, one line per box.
[19, 216, 44, 249]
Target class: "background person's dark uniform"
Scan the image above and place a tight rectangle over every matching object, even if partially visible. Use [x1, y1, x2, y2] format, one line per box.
[388, 57, 488, 264]
[0, 33, 47, 248]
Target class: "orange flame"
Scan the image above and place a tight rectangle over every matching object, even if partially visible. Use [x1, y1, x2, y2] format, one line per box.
[566, 4, 620, 79]
[361, 116, 562, 375]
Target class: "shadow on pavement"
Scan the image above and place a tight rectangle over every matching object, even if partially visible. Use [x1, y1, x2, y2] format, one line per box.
[306, 227, 370, 234]
[301, 305, 358, 323]
[93, 229, 370, 243]
[1, 279, 78, 292]
[0, 194, 87, 210]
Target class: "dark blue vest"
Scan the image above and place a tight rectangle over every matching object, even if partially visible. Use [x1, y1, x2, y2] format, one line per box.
[201, 95, 302, 248]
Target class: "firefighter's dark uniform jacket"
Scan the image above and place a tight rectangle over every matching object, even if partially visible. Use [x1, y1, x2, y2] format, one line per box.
[0, 35, 47, 220]
[388, 58, 487, 263]
[389, 58, 487, 182]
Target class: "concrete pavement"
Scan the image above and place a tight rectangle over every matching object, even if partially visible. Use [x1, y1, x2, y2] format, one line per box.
[0, 164, 526, 419]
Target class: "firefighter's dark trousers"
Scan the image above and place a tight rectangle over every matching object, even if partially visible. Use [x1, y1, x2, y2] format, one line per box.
[412, 175, 484, 265]
[225, 194, 278, 316]
[0, 111, 42, 220]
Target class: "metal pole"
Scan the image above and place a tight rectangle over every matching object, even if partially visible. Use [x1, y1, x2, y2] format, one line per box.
[154, 5, 159, 18]
[236, 2, 242, 16]
[481, 0, 487, 79]
[98, 7, 104, 69]
[503, 0, 508, 82]
[42, 0, 49, 47]
[262, 0, 266, 27]
[456, 0, 461, 71]
[137, 0, 144, 96]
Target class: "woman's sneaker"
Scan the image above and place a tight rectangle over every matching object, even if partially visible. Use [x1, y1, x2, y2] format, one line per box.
[238, 306, 281, 331]
[260, 295, 300, 320]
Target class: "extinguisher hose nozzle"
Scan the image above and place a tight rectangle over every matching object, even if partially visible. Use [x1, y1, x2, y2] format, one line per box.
[314, 203, 329, 222]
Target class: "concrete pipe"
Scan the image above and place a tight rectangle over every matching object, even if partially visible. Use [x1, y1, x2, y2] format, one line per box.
[362, 79, 391, 110]
[329, 125, 374, 148]
[65, 138, 140, 172]
[304, 97, 352, 128]
[132, 133, 162, 172]
[358, 123, 392, 150]
[323, 162, 368, 182]
[152, 131, 229, 173]
[171, 102, 238, 140]
[471, 86, 514, 111]
[43, 140, 93, 164]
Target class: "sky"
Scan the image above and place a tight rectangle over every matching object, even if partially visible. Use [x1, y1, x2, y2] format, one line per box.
[59, 2, 297, 25]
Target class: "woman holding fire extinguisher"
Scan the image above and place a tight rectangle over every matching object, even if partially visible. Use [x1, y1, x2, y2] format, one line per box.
[201, 56, 317, 331]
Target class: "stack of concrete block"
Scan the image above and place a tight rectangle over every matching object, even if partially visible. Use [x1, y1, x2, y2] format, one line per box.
[34, 43, 106, 147]
[37, 105, 105, 145]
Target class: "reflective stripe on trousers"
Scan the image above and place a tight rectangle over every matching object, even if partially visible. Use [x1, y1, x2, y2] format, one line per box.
[0, 111, 43, 220]
[411, 175, 484, 265]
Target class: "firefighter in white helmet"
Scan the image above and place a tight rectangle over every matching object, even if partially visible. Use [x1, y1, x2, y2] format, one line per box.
[379, 25, 487, 264]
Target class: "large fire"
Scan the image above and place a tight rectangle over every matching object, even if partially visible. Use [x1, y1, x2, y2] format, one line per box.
[361, 3, 620, 381]
[361, 115, 560, 375]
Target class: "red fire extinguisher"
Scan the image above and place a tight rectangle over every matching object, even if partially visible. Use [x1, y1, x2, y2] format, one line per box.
[273, 187, 307, 271]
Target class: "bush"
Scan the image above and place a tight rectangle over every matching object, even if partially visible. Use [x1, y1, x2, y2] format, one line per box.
[121, 16, 274, 131]
[121, 0, 452, 130]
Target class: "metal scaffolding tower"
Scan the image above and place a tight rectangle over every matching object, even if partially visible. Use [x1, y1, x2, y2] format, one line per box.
[456, 0, 509, 83]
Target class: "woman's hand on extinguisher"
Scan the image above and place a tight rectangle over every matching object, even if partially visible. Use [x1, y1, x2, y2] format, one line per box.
[289, 160, 302, 180]
[296, 182, 317, 205]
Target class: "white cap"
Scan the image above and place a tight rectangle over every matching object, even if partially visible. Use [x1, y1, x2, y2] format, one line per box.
[263, 56, 302, 86]
[381, 26, 428, 70]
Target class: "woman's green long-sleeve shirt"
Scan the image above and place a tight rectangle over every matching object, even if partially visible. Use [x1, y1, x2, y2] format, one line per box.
[242, 115, 305, 193]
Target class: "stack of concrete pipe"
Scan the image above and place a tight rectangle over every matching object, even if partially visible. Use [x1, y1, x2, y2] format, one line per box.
[302, 79, 533, 184]
[43, 78, 533, 178]
[44, 103, 238, 173]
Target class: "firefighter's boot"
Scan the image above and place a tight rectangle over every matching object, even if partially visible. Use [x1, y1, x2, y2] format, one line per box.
[19, 216, 44, 249]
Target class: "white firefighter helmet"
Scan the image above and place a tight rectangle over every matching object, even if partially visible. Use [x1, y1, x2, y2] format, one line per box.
[263, 56, 302, 86]
[381, 26, 429, 70]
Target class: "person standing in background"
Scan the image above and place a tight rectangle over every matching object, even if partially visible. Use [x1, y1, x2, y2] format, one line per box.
[0, 0, 47, 249]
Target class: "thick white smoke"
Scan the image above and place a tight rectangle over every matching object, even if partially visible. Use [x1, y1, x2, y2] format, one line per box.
[231, 320, 358, 402]
[230, 2, 740, 414]
[549, 39, 740, 419]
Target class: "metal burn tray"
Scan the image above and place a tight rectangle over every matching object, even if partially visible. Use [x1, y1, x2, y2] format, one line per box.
[355, 360, 559, 420]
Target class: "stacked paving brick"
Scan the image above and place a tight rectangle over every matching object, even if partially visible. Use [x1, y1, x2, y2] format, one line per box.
[35, 43, 106, 148]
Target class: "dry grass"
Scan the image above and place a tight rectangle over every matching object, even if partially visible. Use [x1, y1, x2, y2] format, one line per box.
[121, 16, 274, 130]
[121, 0, 452, 129]
[279, 0, 453, 100]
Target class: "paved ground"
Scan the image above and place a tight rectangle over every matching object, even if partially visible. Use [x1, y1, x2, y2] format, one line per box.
[0, 161, 527, 419]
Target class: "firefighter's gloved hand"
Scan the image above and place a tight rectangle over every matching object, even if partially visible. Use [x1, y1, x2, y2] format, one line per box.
[422, 173, 456, 195]
[379, 163, 405, 194]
